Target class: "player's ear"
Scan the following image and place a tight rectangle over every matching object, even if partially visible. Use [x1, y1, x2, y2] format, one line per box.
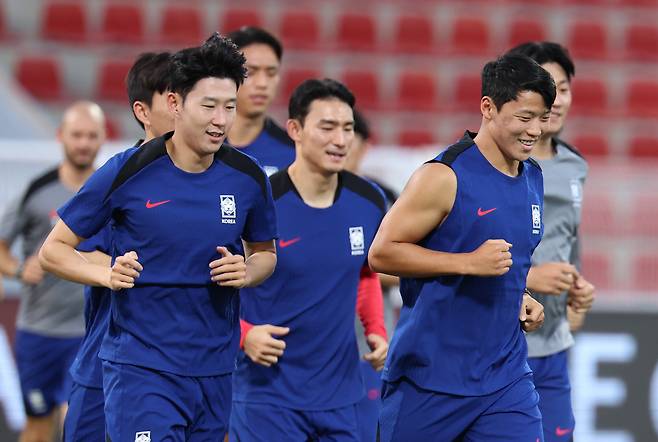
[132, 101, 149, 128]
[480, 96, 496, 120]
[167, 92, 180, 116]
[286, 119, 303, 143]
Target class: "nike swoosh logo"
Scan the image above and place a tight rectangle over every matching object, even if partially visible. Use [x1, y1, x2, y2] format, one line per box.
[146, 199, 171, 209]
[477, 207, 497, 216]
[555, 427, 573, 437]
[279, 237, 301, 248]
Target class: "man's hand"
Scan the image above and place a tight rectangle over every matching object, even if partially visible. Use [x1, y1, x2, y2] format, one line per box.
[568, 274, 595, 313]
[210, 247, 248, 288]
[109, 251, 142, 291]
[20, 254, 45, 285]
[244, 324, 290, 367]
[520, 292, 545, 333]
[567, 305, 586, 331]
[527, 262, 578, 295]
[465, 239, 513, 276]
[363, 334, 388, 371]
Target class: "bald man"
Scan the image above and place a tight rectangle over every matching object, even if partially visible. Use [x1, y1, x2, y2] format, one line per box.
[0, 101, 105, 442]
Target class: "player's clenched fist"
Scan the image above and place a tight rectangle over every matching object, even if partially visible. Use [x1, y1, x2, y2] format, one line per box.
[109, 251, 142, 291]
[210, 246, 248, 288]
[244, 324, 290, 367]
[464, 239, 513, 276]
[520, 291, 544, 333]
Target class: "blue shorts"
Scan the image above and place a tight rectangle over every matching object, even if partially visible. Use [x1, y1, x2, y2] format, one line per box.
[230, 401, 360, 442]
[379, 374, 543, 442]
[529, 350, 575, 442]
[103, 361, 231, 442]
[63, 382, 105, 442]
[355, 360, 381, 442]
[15, 330, 82, 416]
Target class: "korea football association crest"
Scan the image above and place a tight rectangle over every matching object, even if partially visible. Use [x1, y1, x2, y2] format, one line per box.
[531, 204, 541, 234]
[220, 195, 236, 224]
[349, 226, 365, 256]
[135, 431, 151, 442]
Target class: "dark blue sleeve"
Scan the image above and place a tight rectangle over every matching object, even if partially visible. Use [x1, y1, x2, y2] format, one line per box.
[77, 223, 111, 253]
[242, 172, 278, 243]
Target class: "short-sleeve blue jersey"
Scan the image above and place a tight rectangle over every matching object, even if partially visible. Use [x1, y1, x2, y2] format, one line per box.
[228, 118, 295, 176]
[58, 132, 277, 376]
[382, 131, 544, 396]
[233, 169, 386, 410]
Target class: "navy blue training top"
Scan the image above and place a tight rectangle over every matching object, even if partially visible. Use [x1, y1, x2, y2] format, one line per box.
[58, 132, 277, 376]
[382, 131, 544, 396]
[233, 169, 386, 410]
[228, 118, 295, 176]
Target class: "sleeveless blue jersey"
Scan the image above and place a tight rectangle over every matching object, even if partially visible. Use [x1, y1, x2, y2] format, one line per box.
[382, 131, 544, 396]
[233, 170, 386, 410]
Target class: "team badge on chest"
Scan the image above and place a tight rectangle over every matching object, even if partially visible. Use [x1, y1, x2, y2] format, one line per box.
[349, 226, 365, 256]
[135, 431, 151, 442]
[220, 195, 236, 224]
[531, 204, 541, 234]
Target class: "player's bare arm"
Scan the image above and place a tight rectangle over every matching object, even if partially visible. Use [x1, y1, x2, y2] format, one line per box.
[526, 262, 579, 295]
[209, 240, 276, 289]
[369, 162, 513, 278]
[520, 291, 545, 333]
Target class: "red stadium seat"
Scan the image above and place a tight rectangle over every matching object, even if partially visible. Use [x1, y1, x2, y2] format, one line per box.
[15, 56, 62, 101]
[341, 70, 380, 110]
[280, 69, 321, 105]
[104, 115, 121, 140]
[279, 11, 320, 50]
[581, 251, 612, 291]
[101, 4, 144, 44]
[625, 24, 658, 61]
[336, 13, 377, 51]
[507, 18, 547, 48]
[397, 129, 436, 147]
[632, 253, 658, 291]
[449, 16, 491, 56]
[570, 134, 610, 158]
[42, 1, 87, 42]
[396, 70, 439, 112]
[580, 193, 616, 235]
[629, 136, 658, 159]
[628, 194, 658, 236]
[393, 15, 435, 54]
[626, 79, 658, 118]
[220, 8, 263, 33]
[567, 20, 608, 60]
[454, 74, 481, 112]
[97, 60, 133, 103]
[570, 77, 608, 116]
[617, 0, 658, 6]
[159, 5, 202, 45]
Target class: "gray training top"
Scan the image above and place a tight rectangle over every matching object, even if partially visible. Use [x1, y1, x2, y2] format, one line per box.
[0, 167, 86, 337]
[526, 139, 588, 358]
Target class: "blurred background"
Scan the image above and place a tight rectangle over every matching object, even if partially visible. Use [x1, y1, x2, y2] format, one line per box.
[0, 0, 656, 440]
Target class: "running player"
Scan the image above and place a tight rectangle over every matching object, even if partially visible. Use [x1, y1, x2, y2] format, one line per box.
[369, 53, 556, 441]
[39, 34, 278, 440]
[0, 101, 105, 442]
[226, 26, 295, 175]
[509, 41, 595, 442]
[231, 79, 388, 442]
[62, 51, 173, 442]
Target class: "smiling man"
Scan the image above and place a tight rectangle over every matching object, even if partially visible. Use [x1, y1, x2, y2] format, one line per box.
[38, 34, 278, 440]
[369, 53, 556, 441]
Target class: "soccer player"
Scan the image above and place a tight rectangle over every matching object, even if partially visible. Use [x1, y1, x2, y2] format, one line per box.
[39, 34, 278, 440]
[369, 53, 556, 441]
[226, 26, 295, 175]
[230, 79, 388, 442]
[0, 101, 105, 442]
[509, 41, 595, 442]
[62, 51, 173, 441]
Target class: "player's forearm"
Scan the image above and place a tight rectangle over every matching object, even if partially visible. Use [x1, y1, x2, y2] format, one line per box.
[78, 250, 112, 267]
[369, 241, 469, 278]
[0, 243, 19, 277]
[39, 240, 110, 287]
[244, 251, 277, 287]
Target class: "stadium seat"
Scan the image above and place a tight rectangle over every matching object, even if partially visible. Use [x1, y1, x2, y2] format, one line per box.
[580, 192, 616, 235]
[567, 20, 608, 60]
[626, 79, 658, 118]
[280, 69, 321, 105]
[629, 136, 658, 159]
[15, 56, 62, 101]
[625, 24, 658, 61]
[396, 70, 439, 112]
[220, 8, 263, 33]
[449, 16, 491, 56]
[628, 194, 658, 236]
[97, 60, 133, 103]
[397, 129, 436, 147]
[581, 251, 612, 291]
[341, 70, 380, 109]
[570, 78, 608, 116]
[101, 4, 144, 44]
[392, 15, 435, 54]
[570, 134, 610, 158]
[279, 11, 320, 50]
[632, 253, 658, 291]
[618, 0, 658, 7]
[454, 74, 481, 112]
[507, 18, 547, 48]
[159, 5, 202, 46]
[104, 115, 121, 140]
[42, 1, 87, 42]
[336, 13, 377, 51]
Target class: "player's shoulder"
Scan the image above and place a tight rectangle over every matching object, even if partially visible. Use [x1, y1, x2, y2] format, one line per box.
[20, 166, 60, 208]
[553, 137, 588, 165]
[431, 131, 477, 167]
[215, 143, 269, 195]
[269, 168, 294, 200]
[525, 156, 542, 172]
[106, 134, 168, 197]
[264, 118, 295, 148]
[340, 171, 387, 214]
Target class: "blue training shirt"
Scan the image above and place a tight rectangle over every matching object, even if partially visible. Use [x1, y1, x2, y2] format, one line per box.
[58, 132, 277, 377]
[228, 118, 295, 176]
[382, 131, 544, 396]
[233, 169, 386, 410]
